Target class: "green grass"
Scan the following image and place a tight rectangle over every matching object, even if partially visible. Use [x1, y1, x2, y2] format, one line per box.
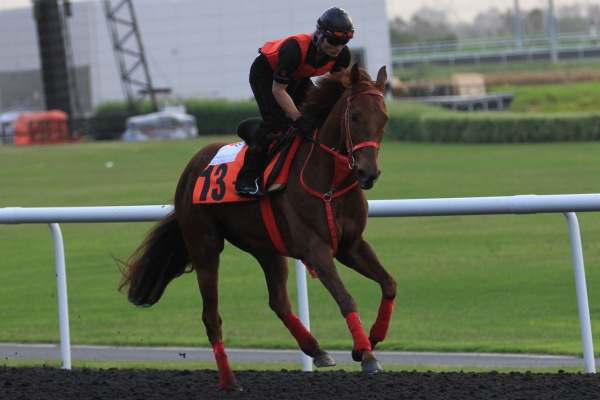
[395, 58, 600, 82]
[395, 59, 600, 114]
[1, 138, 599, 358]
[489, 81, 600, 113]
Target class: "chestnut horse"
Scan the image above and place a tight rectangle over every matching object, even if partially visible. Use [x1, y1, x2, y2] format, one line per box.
[119, 64, 396, 391]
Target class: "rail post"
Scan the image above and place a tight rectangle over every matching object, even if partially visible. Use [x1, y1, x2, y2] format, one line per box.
[48, 223, 71, 369]
[564, 212, 596, 373]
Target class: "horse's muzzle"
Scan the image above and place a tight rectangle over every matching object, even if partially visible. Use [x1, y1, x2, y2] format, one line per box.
[358, 169, 381, 190]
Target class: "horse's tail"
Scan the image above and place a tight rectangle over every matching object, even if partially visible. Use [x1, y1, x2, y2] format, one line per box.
[117, 211, 191, 307]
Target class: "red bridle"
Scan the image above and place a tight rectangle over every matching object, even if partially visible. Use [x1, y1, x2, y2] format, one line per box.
[343, 89, 384, 158]
[260, 85, 388, 278]
[301, 88, 385, 199]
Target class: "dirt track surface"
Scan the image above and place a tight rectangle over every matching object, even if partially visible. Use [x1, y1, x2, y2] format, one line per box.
[2, 367, 600, 400]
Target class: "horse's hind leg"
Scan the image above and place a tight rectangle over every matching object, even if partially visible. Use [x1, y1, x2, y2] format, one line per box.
[255, 253, 336, 368]
[189, 244, 242, 391]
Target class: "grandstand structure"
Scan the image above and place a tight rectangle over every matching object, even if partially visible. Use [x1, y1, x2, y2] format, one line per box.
[0, 0, 391, 115]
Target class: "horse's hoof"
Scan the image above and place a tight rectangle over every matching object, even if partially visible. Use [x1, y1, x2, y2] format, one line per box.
[361, 360, 384, 374]
[313, 352, 336, 368]
[351, 346, 362, 362]
[224, 381, 244, 392]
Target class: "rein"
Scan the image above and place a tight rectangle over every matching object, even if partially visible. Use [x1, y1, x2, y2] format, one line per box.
[300, 88, 384, 256]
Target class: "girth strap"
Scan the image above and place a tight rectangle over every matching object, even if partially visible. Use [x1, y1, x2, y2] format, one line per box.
[259, 197, 287, 256]
[259, 196, 318, 278]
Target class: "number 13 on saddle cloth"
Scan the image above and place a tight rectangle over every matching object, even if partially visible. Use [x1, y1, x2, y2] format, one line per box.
[192, 138, 301, 204]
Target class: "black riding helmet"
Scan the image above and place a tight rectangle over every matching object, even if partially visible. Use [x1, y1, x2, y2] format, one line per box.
[314, 7, 354, 46]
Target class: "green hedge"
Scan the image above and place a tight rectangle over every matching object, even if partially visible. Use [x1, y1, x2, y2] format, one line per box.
[385, 102, 443, 141]
[184, 99, 259, 134]
[385, 101, 600, 142]
[91, 99, 259, 139]
[93, 99, 600, 142]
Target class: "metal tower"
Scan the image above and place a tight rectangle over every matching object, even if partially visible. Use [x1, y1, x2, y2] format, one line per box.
[33, 0, 72, 115]
[102, 0, 157, 112]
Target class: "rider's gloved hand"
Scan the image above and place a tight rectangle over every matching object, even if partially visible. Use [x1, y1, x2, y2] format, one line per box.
[292, 116, 314, 135]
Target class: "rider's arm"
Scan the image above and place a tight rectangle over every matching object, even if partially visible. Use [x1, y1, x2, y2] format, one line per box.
[272, 81, 302, 121]
[272, 39, 303, 121]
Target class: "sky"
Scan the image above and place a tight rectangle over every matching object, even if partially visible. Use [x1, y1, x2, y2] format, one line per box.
[0, 0, 586, 23]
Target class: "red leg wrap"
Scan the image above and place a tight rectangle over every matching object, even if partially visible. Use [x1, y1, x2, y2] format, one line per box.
[283, 312, 318, 355]
[212, 341, 236, 389]
[345, 312, 371, 352]
[369, 298, 395, 343]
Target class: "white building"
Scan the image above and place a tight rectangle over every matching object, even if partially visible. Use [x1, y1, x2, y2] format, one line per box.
[0, 0, 391, 114]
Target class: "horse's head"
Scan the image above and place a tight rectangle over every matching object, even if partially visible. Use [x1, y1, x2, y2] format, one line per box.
[343, 64, 388, 190]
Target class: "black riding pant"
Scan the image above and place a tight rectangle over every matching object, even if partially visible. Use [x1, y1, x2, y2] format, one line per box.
[237, 58, 312, 185]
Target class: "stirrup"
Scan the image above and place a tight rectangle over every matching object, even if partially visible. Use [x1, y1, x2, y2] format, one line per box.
[235, 178, 265, 198]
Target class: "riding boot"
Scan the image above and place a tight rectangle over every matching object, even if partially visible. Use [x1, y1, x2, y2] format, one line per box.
[235, 140, 268, 197]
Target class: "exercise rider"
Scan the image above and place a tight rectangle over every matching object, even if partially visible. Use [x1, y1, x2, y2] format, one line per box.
[235, 7, 354, 197]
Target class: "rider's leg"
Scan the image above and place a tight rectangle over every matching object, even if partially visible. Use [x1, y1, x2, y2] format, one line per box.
[235, 67, 286, 197]
[235, 126, 269, 197]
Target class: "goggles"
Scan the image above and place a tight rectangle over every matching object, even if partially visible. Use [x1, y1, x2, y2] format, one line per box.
[328, 29, 354, 39]
[323, 30, 353, 46]
[325, 36, 350, 46]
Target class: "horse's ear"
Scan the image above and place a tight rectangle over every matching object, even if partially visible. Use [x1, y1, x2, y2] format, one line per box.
[349, 63, 361, 86]
[376, 66, 387, 90]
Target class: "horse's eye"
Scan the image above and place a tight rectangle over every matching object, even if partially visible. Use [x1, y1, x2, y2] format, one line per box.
[351, 113, 359, 122]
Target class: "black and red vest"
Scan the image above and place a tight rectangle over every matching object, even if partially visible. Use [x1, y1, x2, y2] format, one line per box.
[260, 33, 336, 80]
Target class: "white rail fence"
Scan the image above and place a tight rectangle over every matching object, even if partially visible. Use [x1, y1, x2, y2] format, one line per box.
[1, 193, 598, 373]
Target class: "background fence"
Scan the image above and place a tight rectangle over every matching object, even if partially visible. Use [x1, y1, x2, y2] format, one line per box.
[392, 31, 600, 68]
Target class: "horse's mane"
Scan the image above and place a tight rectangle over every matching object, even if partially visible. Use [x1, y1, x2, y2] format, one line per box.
[300, 68, 374, 127]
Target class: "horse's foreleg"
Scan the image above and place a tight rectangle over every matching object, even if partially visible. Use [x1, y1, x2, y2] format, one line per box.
[369, 297, 395, 348]
[348, 297, 395, 364]
[305, 249, 381, 372]
[257, 254, 335, 367]
[345, 311, 374, 355]
[335, 238, 396, 366]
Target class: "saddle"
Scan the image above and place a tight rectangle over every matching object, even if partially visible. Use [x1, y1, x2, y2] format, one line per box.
[192, 120, 302, 204]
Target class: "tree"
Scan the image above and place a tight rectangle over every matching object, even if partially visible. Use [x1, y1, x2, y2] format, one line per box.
[389, 7, 456, 45]
[389, 17, 419, 44]
[471, 8, 514, 37]
[524, 8, 545, 34]
[389, 3, 598, 42]
[411, 7, 456, 42]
